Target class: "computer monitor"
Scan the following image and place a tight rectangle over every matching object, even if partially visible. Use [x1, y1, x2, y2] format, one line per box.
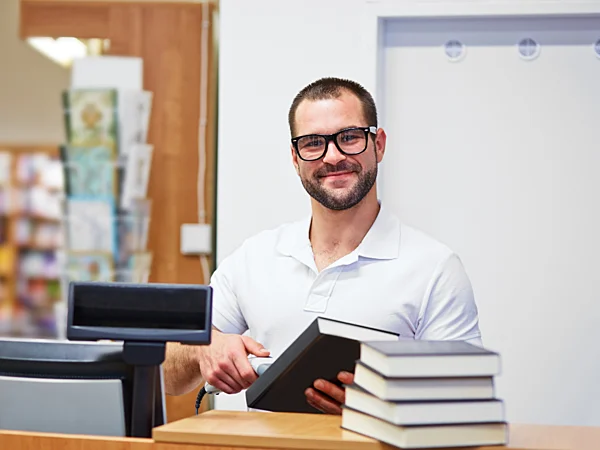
[0, 338, 165, 437]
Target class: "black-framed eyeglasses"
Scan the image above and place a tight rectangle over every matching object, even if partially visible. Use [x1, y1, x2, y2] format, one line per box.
[291, 126, 377, 161]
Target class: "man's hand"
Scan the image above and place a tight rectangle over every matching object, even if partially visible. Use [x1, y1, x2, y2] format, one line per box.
[198, 330, 270, 394]
[304, 371, 354, 414]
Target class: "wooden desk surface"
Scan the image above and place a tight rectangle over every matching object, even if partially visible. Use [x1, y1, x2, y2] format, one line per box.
[152, 410, 600, 450]
[2, 410, 600, 450]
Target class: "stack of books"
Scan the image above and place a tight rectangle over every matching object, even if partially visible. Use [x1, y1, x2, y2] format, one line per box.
[341, 340, 507, 449]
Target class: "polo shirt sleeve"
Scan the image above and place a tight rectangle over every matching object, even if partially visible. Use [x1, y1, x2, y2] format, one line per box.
[415, 253, 482, 345]
[209, 249, 248, 335]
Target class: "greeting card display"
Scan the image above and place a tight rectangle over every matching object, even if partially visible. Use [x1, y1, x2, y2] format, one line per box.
[60, 87, 154, 285]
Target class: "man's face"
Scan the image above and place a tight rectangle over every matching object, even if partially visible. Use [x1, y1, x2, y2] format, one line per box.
[291, 91, 386, 211]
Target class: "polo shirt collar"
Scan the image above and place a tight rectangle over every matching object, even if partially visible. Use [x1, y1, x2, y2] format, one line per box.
[356, 204, 401, 260]
[275, 202, 400, 263]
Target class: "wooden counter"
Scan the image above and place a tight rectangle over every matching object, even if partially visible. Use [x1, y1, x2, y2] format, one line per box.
[2, 410, 600, 450]
[154, 410, 600, 450]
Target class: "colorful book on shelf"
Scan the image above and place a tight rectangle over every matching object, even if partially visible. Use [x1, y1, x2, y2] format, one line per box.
[0, 151, 12, 186]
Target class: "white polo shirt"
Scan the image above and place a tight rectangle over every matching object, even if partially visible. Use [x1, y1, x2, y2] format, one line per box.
[210, 204, 482, 358]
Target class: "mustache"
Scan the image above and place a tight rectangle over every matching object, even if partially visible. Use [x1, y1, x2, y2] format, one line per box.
[315, 161, 361, 177]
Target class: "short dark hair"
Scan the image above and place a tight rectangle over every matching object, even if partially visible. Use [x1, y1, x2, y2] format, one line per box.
[288, 77, 378, 137]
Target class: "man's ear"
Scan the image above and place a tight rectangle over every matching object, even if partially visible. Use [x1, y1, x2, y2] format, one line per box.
[291, 144, 300, 175]
[375, 128, 387, 163]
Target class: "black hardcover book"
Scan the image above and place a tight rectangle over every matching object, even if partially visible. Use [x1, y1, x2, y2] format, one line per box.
[245, 316, 398, 413]
[360, 340, 501, 378]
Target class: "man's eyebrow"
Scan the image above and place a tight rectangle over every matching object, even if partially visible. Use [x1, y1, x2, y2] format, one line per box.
[301, 125, 362, 136]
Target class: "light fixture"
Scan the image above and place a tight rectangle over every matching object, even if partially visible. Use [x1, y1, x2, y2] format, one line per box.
[517, 37, 540, 61]
[26, 37, 109, 68]
[444, 39, 466, 62]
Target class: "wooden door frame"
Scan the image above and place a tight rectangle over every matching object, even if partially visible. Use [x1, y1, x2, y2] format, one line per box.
[19, 0, 218, 421]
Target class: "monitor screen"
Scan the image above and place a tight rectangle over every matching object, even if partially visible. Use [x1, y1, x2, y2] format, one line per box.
[67, 282, 213, 343]
[72, 283, 208, 330]
[0, 338, 165, 438]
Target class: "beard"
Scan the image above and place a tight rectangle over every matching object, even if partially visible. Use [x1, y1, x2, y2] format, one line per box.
[300, 160, 377, 211]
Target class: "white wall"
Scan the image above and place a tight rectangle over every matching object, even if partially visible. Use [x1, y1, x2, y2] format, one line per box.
[217, 0, 372, 261]
[0, 0, 69, 143]
[217, 0, 600, 424]
[380, 14, 600, 427]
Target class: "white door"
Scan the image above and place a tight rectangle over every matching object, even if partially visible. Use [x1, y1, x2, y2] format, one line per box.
[380, 15, 600, 426]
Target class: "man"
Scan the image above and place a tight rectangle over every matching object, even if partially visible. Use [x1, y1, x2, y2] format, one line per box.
[164, 77, 481, 414]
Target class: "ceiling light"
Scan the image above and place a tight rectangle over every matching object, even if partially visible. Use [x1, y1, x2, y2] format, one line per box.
[27, 37, 90, 67]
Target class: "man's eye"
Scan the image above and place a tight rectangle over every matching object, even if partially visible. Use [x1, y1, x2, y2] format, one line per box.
[341, 134, 358, 142]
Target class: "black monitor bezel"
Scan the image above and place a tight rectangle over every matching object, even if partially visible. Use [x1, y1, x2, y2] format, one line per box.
[0, 338, 149, 437]
[66, 281, 212, 344]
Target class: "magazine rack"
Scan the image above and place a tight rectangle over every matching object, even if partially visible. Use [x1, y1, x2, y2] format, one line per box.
[55, 86, 154, 338]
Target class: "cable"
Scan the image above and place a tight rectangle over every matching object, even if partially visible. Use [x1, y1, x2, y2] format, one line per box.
[195, 386, 207, 415]
[195, 4, 211, 416]
[197, 1, 210, 286]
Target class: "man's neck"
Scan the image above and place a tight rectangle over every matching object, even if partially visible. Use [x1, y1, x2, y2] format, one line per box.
[309, 190, 380, 257]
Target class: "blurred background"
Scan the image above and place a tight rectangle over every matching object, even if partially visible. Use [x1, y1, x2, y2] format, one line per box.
[1, 0, 599, 429]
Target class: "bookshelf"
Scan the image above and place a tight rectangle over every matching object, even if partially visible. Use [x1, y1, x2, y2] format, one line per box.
[0, 145, 64, 338]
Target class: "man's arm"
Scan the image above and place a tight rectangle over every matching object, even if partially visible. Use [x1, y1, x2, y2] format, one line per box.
[163, 341, 204, 396]
[416, 253, 481, 342]
[163, 327, 271, 396]
[163, 326, 223, 396]
[163, 241, 271, 396]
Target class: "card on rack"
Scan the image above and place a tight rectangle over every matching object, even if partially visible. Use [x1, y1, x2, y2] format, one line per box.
[119, 90, 153, 155]
[127, 251, 153, 283]
[121, 144, 153, 209]
[66, 252, 114, 282]
[126, 198, 151, 248]
[63, 89, 118, 149]
[61, 145, 118, 199]
[66, 198, 117, 255]
[115, 198, 151, 267]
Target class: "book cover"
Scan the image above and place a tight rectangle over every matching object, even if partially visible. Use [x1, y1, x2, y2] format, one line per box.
[245, 316, 398, 413]
[344, 383, 504, 426]
[360, 340, 501, 378]
[341, 407, 507, 449]
[352, 360, 495, 401]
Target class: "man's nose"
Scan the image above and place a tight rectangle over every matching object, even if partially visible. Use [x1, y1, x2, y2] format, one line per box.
[322, 140, 346, 165]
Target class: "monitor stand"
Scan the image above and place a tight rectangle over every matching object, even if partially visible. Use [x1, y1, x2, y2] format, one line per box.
[123, 341, 166, 438]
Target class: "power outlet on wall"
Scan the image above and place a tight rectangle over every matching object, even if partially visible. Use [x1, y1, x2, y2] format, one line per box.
[180, 223, 212, 255]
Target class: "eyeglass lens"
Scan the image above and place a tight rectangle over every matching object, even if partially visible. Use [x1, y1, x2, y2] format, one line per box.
[297, 129, 367, 160]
